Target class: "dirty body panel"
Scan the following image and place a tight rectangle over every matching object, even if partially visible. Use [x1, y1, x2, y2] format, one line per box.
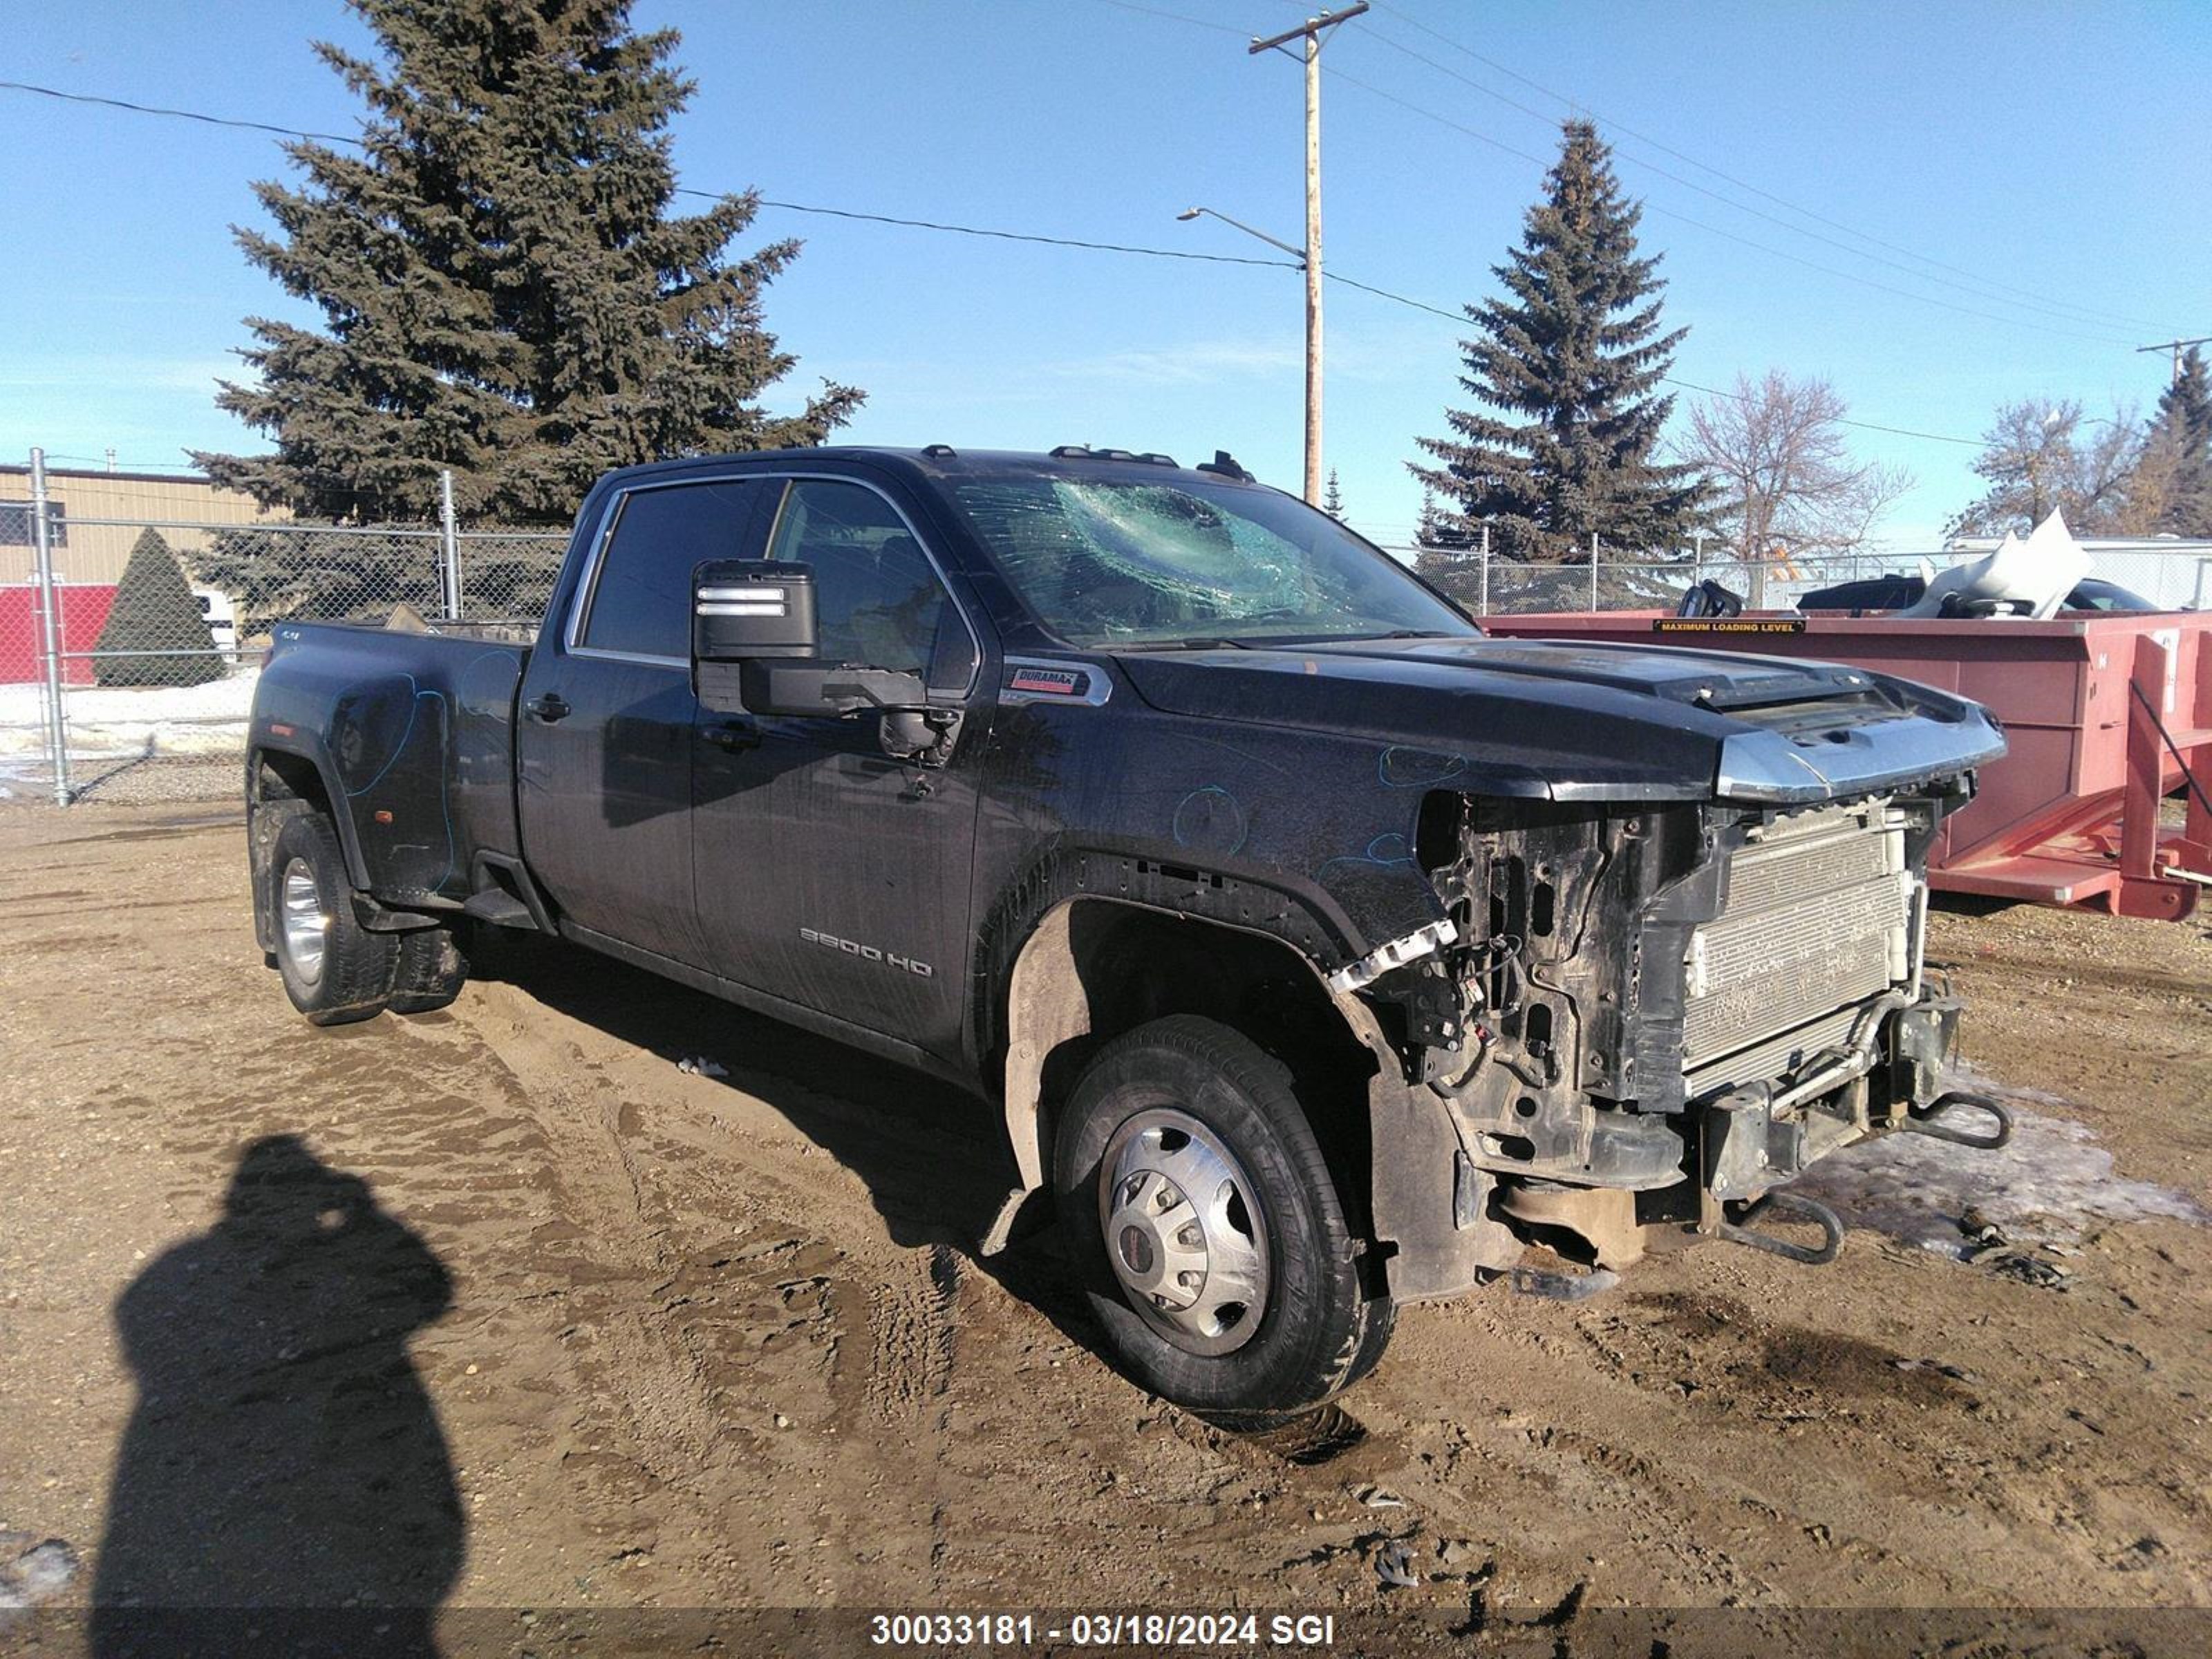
[967, 616, 1998, 1297]
[250, 445, 2007, 1306]
[248, 621, 530, 950]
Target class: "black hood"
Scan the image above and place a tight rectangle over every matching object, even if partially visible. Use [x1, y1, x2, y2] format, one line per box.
[1114, 634, 2005, 804]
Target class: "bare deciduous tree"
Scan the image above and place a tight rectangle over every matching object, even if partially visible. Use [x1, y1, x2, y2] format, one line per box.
[1680, 372, 1913, 601]
[1947, 400, 2141, 538]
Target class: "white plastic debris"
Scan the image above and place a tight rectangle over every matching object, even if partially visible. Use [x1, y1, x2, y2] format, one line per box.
[1373, 1539, 1419, 1589]
[1900, 509, 2091, 621]
[676, 1056, 729, 1078]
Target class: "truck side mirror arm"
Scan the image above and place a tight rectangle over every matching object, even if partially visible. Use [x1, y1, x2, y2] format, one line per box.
[742, 662, 964, 767]
[691, 565, 963, 766]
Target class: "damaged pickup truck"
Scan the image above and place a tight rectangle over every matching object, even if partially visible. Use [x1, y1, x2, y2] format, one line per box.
[247, 445, 2011, 1420]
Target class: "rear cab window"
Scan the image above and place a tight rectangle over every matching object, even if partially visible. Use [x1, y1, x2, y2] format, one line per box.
[577, 478, 770, 660]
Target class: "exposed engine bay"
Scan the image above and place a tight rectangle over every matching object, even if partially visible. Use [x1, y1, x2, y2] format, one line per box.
[1362, 782, 2007, 1282]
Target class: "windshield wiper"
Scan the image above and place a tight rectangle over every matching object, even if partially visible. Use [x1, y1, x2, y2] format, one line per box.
[1111, 636, 1260, 651]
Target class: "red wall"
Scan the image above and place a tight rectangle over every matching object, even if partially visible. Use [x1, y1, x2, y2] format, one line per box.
[0, 584, 118, 685]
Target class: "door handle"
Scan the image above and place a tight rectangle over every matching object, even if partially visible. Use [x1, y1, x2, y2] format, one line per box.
[527, 693, 571, 723]
[702, 720, 762, 752]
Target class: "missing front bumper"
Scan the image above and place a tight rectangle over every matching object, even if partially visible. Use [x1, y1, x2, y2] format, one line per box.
[1699, 991, 1967, 1204]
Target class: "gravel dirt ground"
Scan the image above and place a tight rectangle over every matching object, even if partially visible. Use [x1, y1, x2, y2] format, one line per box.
[0, 803, 2207, 1655]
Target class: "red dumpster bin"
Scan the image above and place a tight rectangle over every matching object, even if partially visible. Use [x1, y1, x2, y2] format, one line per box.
[1479, 610, 2212, 921]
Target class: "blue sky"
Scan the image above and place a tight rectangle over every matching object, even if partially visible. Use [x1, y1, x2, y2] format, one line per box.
[2, 1, 2205, 551]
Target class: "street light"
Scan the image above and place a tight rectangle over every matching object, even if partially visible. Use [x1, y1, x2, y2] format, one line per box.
[1177, 205, 1322, 505]
[1176, 206, 1304, 263]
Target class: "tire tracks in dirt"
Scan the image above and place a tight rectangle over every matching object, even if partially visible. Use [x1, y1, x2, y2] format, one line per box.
[412, 974, 978, 1602]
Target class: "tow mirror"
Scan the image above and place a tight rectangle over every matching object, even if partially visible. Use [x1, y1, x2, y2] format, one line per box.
[693, 560, 816, 712]
[691, 559, 962, 765]
[693, 560, 816, 659]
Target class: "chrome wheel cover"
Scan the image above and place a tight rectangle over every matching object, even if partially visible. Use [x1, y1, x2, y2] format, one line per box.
[279, 857, 330, 987]
[1098, 1107, 1271, 1356]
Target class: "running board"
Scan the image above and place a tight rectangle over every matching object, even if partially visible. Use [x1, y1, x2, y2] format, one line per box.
[461, 888, 536, 928]
[465, 851, 555, 932]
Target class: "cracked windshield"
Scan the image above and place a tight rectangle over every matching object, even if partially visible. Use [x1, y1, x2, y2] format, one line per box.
[950, 475, 1474, 648]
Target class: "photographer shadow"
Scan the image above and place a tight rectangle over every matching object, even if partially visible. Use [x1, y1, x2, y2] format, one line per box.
[93, 1136, 461, 1658]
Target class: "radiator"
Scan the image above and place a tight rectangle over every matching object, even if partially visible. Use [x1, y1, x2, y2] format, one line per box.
[1680, 805, 1914, 1087]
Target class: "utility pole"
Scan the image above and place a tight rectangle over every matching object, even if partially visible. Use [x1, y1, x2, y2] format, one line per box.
[2137, 336, 2212, 386]
[1249, 2, 1367, 507]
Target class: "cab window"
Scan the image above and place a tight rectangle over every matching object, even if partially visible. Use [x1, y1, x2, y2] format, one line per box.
[581, 479, 767, 659]
[763, 480, 975, 692]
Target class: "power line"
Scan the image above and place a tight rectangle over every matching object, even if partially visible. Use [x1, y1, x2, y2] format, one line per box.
[1088, 0, 1252, 37]
[45, 453, 204, 471]
[1, 72, 2137, 345]
[1069, 0, 2170, 342]
[1316, 272, 1987, 447]
[0, 76, 1989, 449]
[725, 195, 1295, 269]
[1356, 0, 2182, 337]
[1317, 63, 2141, 348]
[1349, 26, 2156, 338]
[0, 78, 357, 145]
[0, 79, 1299, 274]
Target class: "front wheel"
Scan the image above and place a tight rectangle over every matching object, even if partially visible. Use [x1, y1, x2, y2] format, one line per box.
[1052, 1015, 1393, 1423]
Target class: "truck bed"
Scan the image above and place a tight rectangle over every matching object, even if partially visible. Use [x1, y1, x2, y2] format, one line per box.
[255, 619, 534, 906]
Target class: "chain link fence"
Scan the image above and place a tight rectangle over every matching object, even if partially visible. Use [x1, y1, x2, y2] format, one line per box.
[6, 446, 2209, 806]
[1, 451, 565, 805]
[1391, 539, 2212, 619]
[1384, 543, 1911, 617]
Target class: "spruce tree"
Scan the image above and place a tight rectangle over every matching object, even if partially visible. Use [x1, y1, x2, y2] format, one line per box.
[1323, 469, 1344, 520]
[2141, 348, 2212, 535]
[1410, 121, 1707, 562]
[95, 530, 223, 688]
[194, 0, 861, 526]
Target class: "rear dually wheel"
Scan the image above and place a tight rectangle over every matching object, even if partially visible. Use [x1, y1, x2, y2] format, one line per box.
[266, 803, 397, 1026]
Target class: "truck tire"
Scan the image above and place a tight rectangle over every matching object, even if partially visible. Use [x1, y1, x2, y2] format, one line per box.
[389, 924, 469, 1014]
[267, 804, 397, 1026]
[1052, 1014, 1394, 1424]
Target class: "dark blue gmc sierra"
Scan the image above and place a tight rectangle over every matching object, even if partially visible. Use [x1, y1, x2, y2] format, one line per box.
[247, 444, 2011, 1421]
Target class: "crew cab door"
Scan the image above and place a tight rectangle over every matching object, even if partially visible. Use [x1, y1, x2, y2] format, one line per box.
[691, 476, 988, 1058]
[515, 476, 774, 968]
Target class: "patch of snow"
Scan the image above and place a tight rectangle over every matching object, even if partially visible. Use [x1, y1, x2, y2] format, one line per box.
[1788, 1066, 2207, 1257]
[0, 668, 259, 760]
[0, 1534, 79, 1624]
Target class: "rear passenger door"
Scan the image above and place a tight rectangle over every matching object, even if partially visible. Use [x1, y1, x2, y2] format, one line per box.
[691, 476, 989, 1058]
[516, 476, 772, 968]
